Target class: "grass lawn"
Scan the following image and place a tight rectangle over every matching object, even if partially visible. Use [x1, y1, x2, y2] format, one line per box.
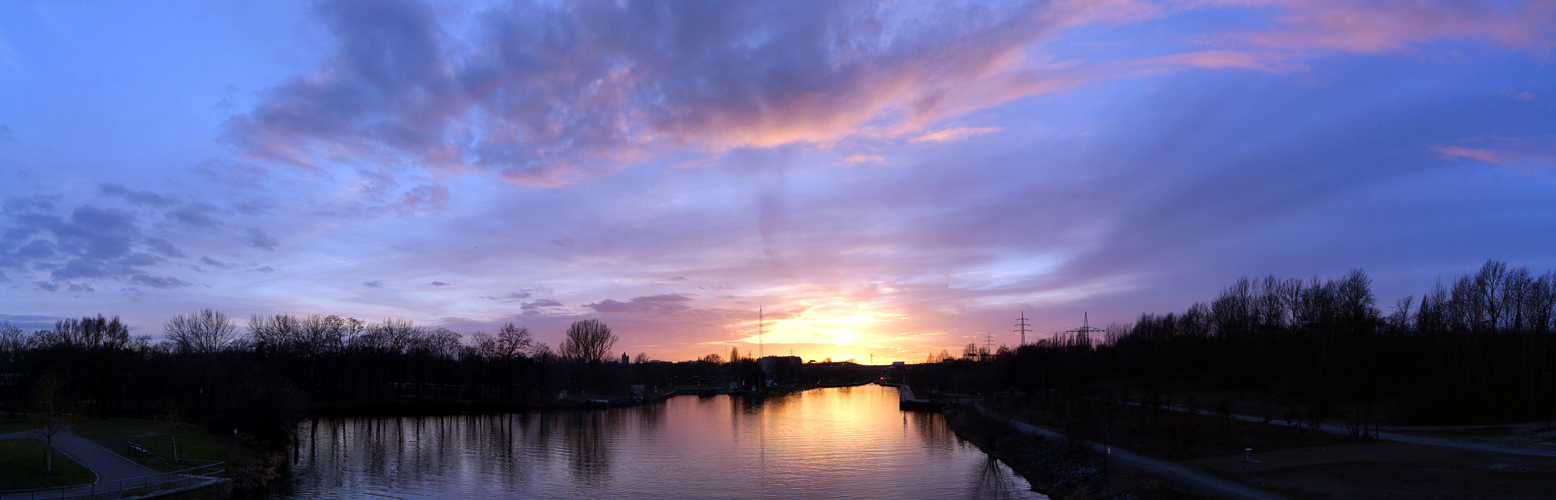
[69, 418, 253, 475]
[0, 439, 97, 490]
[0, 415, 44, 434]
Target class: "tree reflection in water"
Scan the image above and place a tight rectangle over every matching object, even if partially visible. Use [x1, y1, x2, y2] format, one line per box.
[970, 455, 1024, 500]
[275, 386, 1046, 499]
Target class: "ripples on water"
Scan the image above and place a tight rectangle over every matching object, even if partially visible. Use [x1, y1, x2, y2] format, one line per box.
[270, 385, 1048, 500]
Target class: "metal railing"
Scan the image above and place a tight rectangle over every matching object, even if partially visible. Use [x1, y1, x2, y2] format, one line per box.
[0, 459, 226, 500]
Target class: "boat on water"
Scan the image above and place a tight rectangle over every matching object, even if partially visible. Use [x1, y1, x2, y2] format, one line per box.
[898, 385, 946, 412]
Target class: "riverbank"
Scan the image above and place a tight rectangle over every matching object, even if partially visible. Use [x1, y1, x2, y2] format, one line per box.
[968, 395, 1556, 499]
[942, 405, 1210, 500]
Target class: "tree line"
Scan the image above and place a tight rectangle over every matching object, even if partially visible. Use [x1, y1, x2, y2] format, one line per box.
[910, 259, 1556, 425]
[0, 312, 826, 449]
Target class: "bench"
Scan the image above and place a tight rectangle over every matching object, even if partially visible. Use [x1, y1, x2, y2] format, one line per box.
[126, 441, 150, 456]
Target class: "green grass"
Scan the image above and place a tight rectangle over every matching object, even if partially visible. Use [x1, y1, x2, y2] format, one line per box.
[0, 415, 44, 434]
[0, 438, 97, 490]
[69, 418, 254, 476]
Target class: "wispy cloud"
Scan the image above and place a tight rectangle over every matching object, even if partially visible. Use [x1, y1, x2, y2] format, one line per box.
[910, 127, 1003, 144]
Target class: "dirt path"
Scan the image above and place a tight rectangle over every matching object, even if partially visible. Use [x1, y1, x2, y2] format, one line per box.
[973, 403, 1288, 500]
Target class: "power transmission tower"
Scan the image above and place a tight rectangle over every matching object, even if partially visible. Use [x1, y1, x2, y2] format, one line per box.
[869, 352, 875, 365]
[983, 331, 994, 359]
[1064, 312, 1105, 349]
[1014, 312, 1031, 346]
[758, 306, 764, 359]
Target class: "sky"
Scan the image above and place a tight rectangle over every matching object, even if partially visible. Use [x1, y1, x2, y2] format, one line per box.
[2, 0, 1554, 364]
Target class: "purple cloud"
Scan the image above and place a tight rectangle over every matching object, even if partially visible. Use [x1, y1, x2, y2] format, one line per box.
[585, 294, 692, 315]
[225, 0, 1154, 186]
[520, 299, 564, 316]
[245, 228, 279, 250]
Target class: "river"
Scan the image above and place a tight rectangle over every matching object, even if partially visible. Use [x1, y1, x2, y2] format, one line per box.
[267, 385, 1048, 499]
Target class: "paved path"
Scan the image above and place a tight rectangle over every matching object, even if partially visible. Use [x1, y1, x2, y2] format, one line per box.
[973, 403, 1288, 500]
[1094, 398, 1556, 458]
[1, 425, 163, 499]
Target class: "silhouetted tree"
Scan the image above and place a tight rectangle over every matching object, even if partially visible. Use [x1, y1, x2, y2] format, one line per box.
[163, 309, 238, 354]
[560, 319, 617, 364]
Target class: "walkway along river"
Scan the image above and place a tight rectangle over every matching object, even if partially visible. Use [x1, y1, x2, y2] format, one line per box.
[264, 385, 1048, 499]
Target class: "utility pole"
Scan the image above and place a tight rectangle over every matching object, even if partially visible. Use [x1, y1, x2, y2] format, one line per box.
[1015, 311, 1031, 346]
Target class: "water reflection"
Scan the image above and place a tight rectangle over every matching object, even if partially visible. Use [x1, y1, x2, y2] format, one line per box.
[272, 385, 1046, 500]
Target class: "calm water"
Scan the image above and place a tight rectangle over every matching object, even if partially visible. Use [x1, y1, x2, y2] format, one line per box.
[270, 385, 1048, 499]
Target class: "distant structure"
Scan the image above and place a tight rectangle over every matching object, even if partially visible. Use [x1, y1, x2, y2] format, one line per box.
[759, 306, 764, 359]
[1014, 312, 1031, 346]
[1064, 312, 1105, 349]
[621, 352, 629, 364]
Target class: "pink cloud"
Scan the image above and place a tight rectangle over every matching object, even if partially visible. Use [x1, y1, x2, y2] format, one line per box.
[910, 127, 1003, 143]
[1432, 145, 1502, 165]
[1433, 136, 1556, 173]
[1210, 0, 1556, 55]
[843, 154, 884, 165]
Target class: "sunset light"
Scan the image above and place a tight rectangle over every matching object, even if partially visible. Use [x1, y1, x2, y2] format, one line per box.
[3, 2, 1553, 499]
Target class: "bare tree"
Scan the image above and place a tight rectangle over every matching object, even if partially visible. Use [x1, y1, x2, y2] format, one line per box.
[164, 309, 238, 354]
[31, 374, 74, 472]
[633, 352, 651, 364]
[560, 319, 617, 363]
[496, 323, 534, 359]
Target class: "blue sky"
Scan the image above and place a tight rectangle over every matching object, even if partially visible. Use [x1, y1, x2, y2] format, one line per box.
[2, 0, 1554, 362]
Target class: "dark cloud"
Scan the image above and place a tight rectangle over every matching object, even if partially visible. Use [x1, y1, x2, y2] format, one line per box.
[165, 203, 222, 229]
[250, 266, 276, 273]
[98, 183, 171, 207]
[585, 294, 692, 315]
[392, 184, 450, 215]
[520, 298, 564, 316]
[363, 280, 385, 288]
[34, 281, 59, 292]
[666, 276, 687, 282]
[233, 198, 276, 216]
[245, 227, 279, 250]
[0, 203, 198, 289]
[0, 314, 62, 331]
[430, 281, 450, 286]
[2, 194, 56, 215]
[225, 0, 1107, 186]
[130, 274, 193, 289]
[144, 237, 185, 258]
[200, 256, 231, 269]
[482, 291, 532, 301]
